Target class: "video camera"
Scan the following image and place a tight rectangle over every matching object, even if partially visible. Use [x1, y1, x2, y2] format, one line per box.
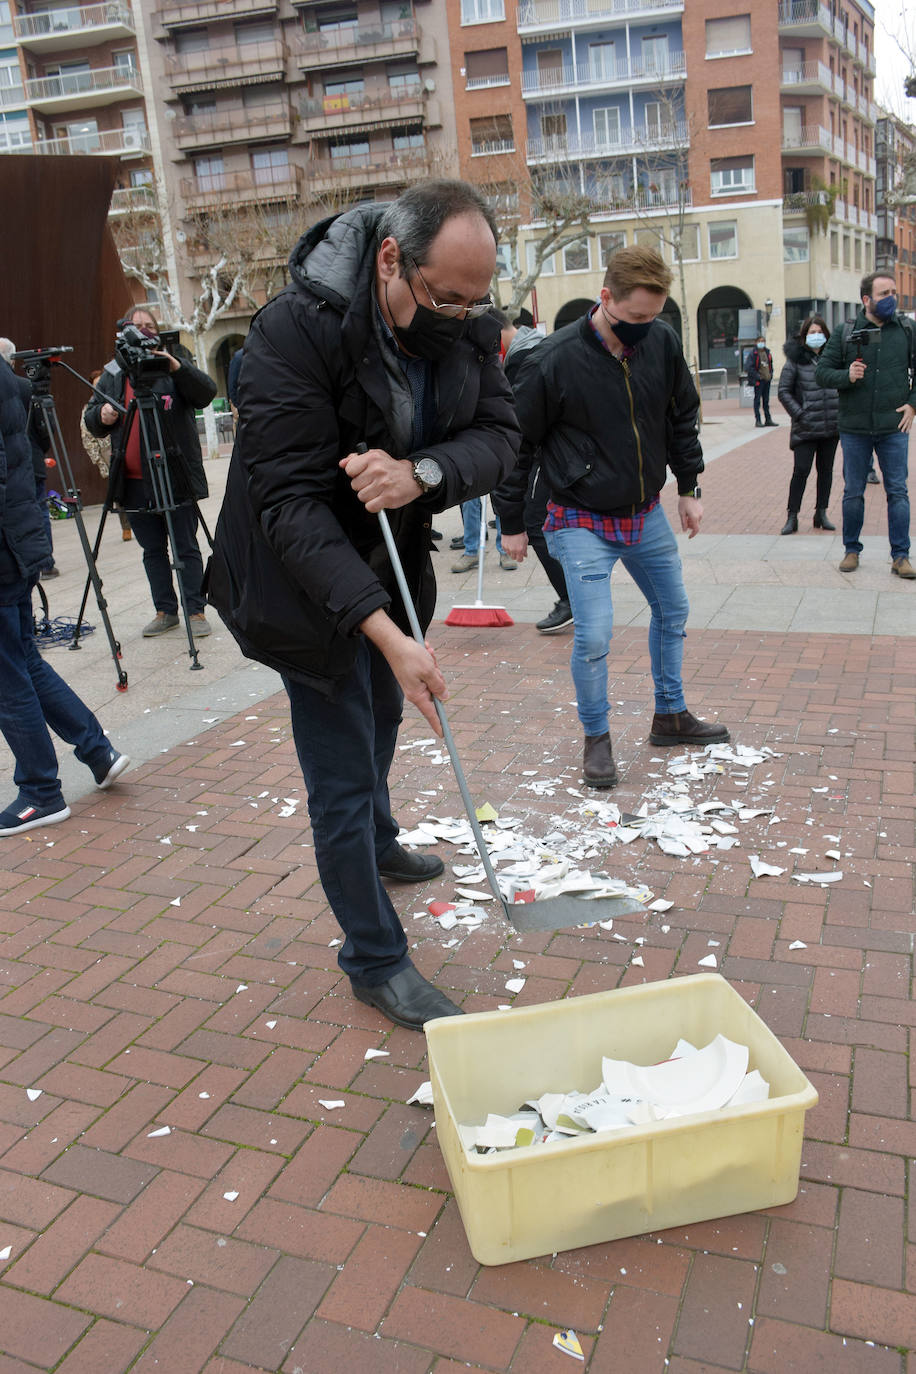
[114, 322, 172, 385]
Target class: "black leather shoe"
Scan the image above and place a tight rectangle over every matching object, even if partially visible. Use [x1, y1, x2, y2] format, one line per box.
[813, 508, 835, 530]
[649, 710, 730, 747]
[377, 841, 445, 882]
[764, 419, 779, 426]
[350, 965, 464, 1031]
[866, 469, 880, 484]
[536, 598, 573, 634]
[583, 732, 618, 787]
[780, 513, 798, 535]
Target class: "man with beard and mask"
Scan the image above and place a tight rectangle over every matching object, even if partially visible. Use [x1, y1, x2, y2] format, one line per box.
[208, 180, 520, 1031]
[815, 271, 916, 578]
[495, 245, 728, 791]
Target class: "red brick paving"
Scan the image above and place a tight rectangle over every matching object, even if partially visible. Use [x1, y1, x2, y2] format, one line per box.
[2, 427, 916, 1370]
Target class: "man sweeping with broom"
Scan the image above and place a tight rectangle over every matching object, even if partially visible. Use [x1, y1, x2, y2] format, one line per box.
[208, 181, 520, 1032]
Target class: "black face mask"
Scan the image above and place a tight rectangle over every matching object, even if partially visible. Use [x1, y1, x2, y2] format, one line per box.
[386, 283, 469, 360]
[602, 305, 654, 347]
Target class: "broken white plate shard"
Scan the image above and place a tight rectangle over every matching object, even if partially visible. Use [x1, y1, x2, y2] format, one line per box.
[318, 1099, 346, 1110]
[648, 899, 674, 912]
[265, 1020, 277, 1030]
[222, 1191, 239, 1202]
[170, 898, 181, 907]
[698, 953, 718, 969]
[454, 887, 494, 902]
[512, 959, 526, 970]
[749, 856, 785, 878]
[631, 955, 645, 967]
[0, 1246, 11, 1261]
[235, 984, 248, 993]
[406, 1081, 434, 1106]
[824, 850, 841, 860]
[437, 912, 459, 931]
[553, 1329, 585, 1361]
[198, 1092, 210, 1100]
[788, 941, 808, 951]
[793, 871, 844, 884]
[26, 1089, 41, 1102]
[364, 1048, 389, 1061]
[505, 977, 526, 994]
[726, 1070, 770, 1106]
[328, 938, 342, 948]
[737, 808, 773, 821]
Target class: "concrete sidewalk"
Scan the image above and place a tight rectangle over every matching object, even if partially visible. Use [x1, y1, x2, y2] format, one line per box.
[1, 400, 915, 1372]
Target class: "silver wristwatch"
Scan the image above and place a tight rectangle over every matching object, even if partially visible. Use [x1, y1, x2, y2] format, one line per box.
[412, 456, 443, 494]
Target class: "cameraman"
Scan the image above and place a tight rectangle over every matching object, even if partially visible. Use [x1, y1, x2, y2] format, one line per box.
[816, 273, 916, 578]
[85, 305, 217, 635]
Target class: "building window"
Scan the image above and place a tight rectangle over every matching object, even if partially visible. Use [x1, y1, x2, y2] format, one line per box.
[461, 0, 504, 22]
[783, 225, 809, 262]
[465, 48, 509, 89]
[236, 19, 275, 44]
[563, 238, 590, 272]
[526, 239, 555, 276]
[598, 230, 626, 264]
[388, 65, 420, 91]
[175, 27, 209, 53]
[641, 35, 669, 73]
[593, 106, 621, 147]
[710, 157, 755, 195]
[469, 114, 513, 156]
[495, 242, 516, 279]
[112, 49, 138, 74]
[0, 118, 31, 150]
[854, 236, 862, 269]
[842, 234, 851, 268]
[708, 85, 752, 127]
[325, 77, 364, 97]
[830, 230, 839, 266]
[0, 1, 12, 45]
[316, 9, 357, 33]
[252, 147, 289, 185]
[709, 220, 738, 258]
[393, 127, 424, 152]
[330, 138, 370, 164]
[0, 58, 24, 107]
[194, 154, 224, 191]
[678, 224, 700, 261]
[705, 15, 751, 58]
[589, 41, 616, 81]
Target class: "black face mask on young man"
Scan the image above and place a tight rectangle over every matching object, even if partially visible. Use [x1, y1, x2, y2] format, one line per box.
[386, 282, 470, 360]
[602, 305, 655, 347]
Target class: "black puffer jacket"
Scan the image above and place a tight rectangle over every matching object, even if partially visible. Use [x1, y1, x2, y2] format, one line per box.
[207, 203, 521, 692]
[84, 342, 216, 503]
[0, 361, 51, 601]
[492, 312, 702, 532]
[777, 339, 839, 448]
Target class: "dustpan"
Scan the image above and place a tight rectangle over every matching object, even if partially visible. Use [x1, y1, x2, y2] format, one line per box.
[379, 511, 644, 932]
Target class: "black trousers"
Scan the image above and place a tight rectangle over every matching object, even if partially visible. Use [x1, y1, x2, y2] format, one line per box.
[787, 436, 839, 513]
[525, 466, 568, 601]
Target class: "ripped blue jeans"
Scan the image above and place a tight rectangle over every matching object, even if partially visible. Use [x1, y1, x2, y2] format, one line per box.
[546, 504, 689, 734]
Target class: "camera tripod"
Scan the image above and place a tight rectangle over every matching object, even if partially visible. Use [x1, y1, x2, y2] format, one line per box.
[16, 347, 128, 692]
[78, 379, 214, 672]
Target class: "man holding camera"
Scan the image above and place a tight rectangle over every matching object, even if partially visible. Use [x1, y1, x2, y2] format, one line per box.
[816, 273, 916, 578]
[84, 305, 217, 633]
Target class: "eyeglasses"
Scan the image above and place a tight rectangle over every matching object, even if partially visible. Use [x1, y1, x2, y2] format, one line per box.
[405, 256, 494, 319]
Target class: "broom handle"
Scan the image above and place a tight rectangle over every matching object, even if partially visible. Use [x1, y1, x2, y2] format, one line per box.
[476, 496, 486, 605]
[377, 507, 508, 913]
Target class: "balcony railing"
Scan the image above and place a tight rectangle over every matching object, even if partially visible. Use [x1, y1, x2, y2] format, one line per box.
[296, 18, 423, 69]
[521, 52, 686, 97]
[471, 138, 516, 157]
[298, 84, 426, 133]
[526, 122, 688, 163]
[109, 184, 160, 214]
[25, 63, 142, 108]
[34, 125, 150, 156]
[782, 193, 878, 234]
[517, 0, 684, 34]
[583, 184, 693, 213]
[466, 73, 511, 90]
[781, 123, 832, 153]
[155, 0, 277, 28]
[173, 103, 292, 148]
[301, 147, 430, 193]
[778, 1, 876, 73]
[165, 38, 287, 90]
[180, 163, 303, 207]
[13, 1, 134, 46]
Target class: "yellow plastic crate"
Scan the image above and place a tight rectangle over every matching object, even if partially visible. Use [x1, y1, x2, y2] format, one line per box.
[425, 974, 818, 1265]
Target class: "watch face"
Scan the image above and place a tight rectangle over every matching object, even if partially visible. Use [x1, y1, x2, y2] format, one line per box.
[416, 458, 442, 489]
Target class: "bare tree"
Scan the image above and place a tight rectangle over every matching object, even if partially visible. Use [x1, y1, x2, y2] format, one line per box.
[466, 135, 596, 320]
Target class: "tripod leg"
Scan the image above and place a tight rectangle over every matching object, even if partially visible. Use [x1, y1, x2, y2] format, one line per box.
[38, 396, 128, 691]
[73, 501, 112, 644]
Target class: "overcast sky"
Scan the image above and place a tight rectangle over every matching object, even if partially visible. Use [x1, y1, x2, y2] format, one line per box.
[874, 4, 915, 118]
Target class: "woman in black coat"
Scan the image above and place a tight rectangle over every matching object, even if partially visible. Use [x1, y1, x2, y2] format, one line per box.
[776, 313, 839, 534]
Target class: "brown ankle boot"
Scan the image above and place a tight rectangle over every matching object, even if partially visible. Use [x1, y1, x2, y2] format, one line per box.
[649, 710, 730, 747]
[583, 732, 618, 787]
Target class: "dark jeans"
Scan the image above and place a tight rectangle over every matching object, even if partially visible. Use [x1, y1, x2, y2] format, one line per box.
[840, 430, 910, 559]
[283, 639, 410, 985]
[525, 466, 568, 601]
[123, 479, 205, 615]
[787, 436, 838, 513]
[753, 380, 772, 422]
[0, 593, 111, 807]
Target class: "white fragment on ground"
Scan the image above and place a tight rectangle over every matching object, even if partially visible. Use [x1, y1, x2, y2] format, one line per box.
[222, 1191, 239, 1202]
[749, 856, 785, 878]
[328, 938, 342, 947]
[648, 899, 674, 912]
[147, 1126, 171, 1138]
[631, 955, 644, 967]
[26, 1089, 41, 1102]
[512, 959, 526, 970]
[235, 984, 248, 993]
[698, 954, 718, 968]
[0, 1246, 11, 1260]
[265, 1021, 277, 1030]
[505, 977, 526, 994]
[364, 1048, 390, 1061]
[406, 1081, 434, 1106]
[789, 941, 808, 950]
[793, 871, 844, 884]
[170, 898, 181, 907]
[199, 1093, 210, 1100]
[319, 1099, 346, 1110]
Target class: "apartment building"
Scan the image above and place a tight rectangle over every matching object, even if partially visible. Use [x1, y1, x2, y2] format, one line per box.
[136, 0, 457, 377]
[876, 112, 916, 312]
[5, 1, 155, 211]
[449, 0, 878, 373]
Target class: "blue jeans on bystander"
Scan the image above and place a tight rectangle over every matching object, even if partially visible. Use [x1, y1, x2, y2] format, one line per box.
[0, 593, 113, 807]
[546, 504, 689, 735]
[840, 430, 910, 560]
